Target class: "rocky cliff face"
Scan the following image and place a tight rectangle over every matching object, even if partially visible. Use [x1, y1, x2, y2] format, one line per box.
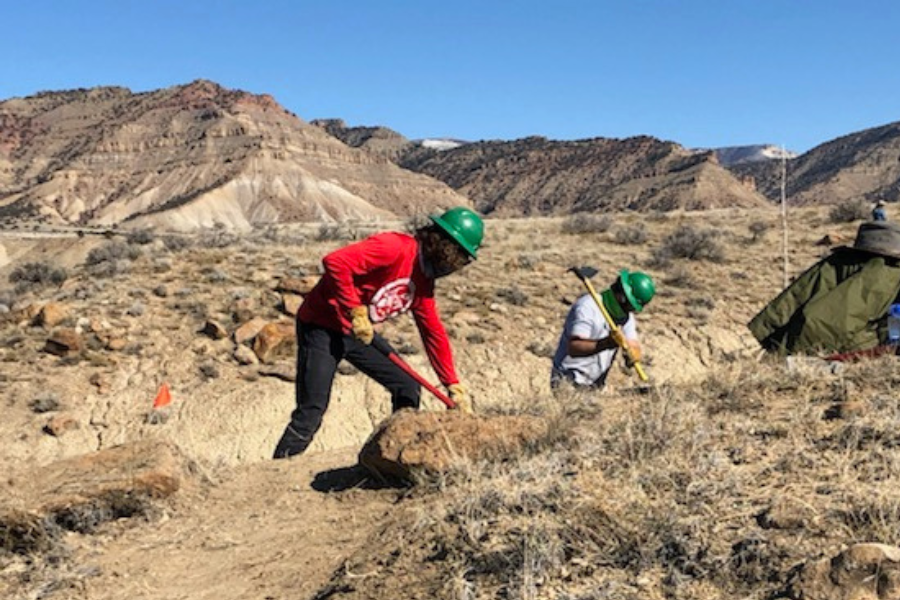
[732, 121, 900, 205]
[310, 119, 413, 162]
[398, 135, 770, 215]
[0, 81, 468, 230]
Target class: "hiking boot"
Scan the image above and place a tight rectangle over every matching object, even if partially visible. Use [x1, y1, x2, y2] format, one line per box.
[273, 426, 310, 459]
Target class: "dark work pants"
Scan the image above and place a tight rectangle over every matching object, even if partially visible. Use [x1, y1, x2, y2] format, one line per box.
[273, 320, 421, 459]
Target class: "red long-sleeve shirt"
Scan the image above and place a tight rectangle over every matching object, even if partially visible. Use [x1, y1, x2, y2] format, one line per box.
[297, 232, 459, 386]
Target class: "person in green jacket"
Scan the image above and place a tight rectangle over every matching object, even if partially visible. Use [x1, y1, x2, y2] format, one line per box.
[749, 221, 900, 355]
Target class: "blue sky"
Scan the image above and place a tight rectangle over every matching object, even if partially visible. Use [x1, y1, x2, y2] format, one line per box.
[2, 1, 898, 153]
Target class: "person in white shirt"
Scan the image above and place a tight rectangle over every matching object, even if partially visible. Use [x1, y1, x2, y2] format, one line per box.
[551, 270, 655, 390]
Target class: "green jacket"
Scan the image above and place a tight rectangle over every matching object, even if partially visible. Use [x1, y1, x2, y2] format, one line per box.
[748, 248, 900, 355]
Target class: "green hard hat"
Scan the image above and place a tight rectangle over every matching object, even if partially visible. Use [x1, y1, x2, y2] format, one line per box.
[619, 270, 655, 313]
[429, 207, 484, 259]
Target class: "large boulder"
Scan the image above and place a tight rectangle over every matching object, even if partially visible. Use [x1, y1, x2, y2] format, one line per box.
[358, 409, 549, 482]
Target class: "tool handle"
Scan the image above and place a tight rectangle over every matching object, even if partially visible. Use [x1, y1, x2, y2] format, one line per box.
[371, 336, 457, 408]
[581, 276, 650, 383]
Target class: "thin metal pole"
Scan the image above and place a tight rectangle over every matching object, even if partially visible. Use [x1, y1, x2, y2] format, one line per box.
[780, 146, 789, 288]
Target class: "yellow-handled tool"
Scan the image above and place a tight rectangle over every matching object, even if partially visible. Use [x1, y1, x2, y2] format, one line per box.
[568, 266, 649, 382]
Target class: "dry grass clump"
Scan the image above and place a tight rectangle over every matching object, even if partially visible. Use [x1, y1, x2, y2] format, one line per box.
[0, 491, 155, 559]
[318, 355, 900, 599]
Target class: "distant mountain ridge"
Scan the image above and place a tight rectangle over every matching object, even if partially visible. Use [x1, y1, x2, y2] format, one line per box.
[0, 82, 467, 230]
[321, 118, 900, 212]
[730, 121, 900, 205]
[399, 136, 771, 215]
[313, 121, 771, 214]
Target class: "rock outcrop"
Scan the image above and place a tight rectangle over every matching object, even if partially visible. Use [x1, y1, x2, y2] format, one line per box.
[358, 409, 549, 481]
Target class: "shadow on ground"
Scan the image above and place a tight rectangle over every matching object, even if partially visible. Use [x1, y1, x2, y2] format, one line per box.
[311, 464, 409, 492]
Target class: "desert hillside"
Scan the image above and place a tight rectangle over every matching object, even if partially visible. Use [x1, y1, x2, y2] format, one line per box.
[5, 207, 899, 599]
[0, 81, 467, 230]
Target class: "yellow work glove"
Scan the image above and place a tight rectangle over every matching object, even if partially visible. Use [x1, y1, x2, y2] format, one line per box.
[349, 306, 374, 345]
[609, 328, 627, 348]
[448, 383, 473, 414]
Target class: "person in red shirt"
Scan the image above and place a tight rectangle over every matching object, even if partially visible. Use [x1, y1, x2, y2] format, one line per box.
[273, 207, 484, 459]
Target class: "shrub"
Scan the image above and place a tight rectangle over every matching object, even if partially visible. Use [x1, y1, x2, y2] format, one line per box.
[613, 224, 649, 245]
[126, 229, 156, 245]
[404, 213, 432, 233]
[8, 262, 68, 291]
[650, 225, 724, 266]
[161, 235, 193, 252]
[829, 198, 870, 223]
[748, 220, 770, 243]
[85, 241, 142, 266]
[199, 229, 239, 248]
[663, 265, 695, 288]
[316, 222, 361, 242]
[496, 286, 529, 306]
[561, 213, 612, 235]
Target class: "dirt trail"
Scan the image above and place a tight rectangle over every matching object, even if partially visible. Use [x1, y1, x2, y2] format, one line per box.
[48, 448, 399, 600]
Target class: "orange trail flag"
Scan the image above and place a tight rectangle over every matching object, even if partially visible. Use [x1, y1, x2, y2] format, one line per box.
[153, 382, 172, 409]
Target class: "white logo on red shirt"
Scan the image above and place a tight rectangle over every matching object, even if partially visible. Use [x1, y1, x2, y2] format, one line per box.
[368, 279, 416, 323]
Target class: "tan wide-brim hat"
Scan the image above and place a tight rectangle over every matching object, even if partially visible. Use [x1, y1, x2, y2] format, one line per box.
[852, 221, 900, 259]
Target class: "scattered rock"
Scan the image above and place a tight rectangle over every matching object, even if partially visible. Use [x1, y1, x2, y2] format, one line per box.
[43, 414, 80, 437]
[233, 316, 268, 345]
[824, 400, 867, 421]
[106, 337, 128, 352]
[253, 321, 296, 363]
[231, 297, 257, 324]
[257, 363, 296, 382]
[281, 293, 303, 317]
[451, 310, 482, 325]
[275, 276, 319, 296]
[201, 319, 229, 340]
[89, 372, 112, 394]
[126, 302, 145, 317]
[233, 344, 259, 365]
[199, 362, 220, 379]
[32, 302, 69, 328]
[145, 409, 170, 425]
[29, 392, 60, 413]
[43, 328, 83, 356]
[359, 410, 550, 482]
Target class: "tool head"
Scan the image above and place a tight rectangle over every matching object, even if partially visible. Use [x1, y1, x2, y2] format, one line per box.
[569, 266, 598, 280]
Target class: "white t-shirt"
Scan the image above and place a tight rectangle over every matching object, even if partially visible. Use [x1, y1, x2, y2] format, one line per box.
[551, 294, 637, 387]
